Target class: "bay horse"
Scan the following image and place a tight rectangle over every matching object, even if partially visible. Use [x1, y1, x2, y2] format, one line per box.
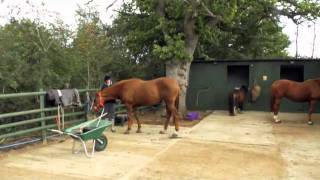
[228, 85, 248, 116]
[93, 77, 180, 137]
[270, 78, 320, 124]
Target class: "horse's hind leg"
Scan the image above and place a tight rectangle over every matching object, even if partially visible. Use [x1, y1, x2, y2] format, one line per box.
[160, 105, 171, 134]
[173, 109, 180, 132]
[124, 104, 134, 134]
[162, 101, 179, 138]
[307, 100, 316, 125]
[170, 104, 180, 138]
[273, 98, 281, 123]
[134, 109, 142, 133]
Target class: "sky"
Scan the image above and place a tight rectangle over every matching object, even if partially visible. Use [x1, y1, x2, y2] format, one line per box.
[0, 0, 319, 58]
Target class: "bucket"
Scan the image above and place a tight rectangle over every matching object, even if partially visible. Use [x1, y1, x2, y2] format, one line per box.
[185, 112, 199, 121]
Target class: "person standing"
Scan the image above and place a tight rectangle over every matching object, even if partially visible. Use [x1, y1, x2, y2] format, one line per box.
[100, 74, 116, 132]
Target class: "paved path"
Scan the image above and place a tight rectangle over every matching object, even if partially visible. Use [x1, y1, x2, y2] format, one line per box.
[1, 111, 320, 180]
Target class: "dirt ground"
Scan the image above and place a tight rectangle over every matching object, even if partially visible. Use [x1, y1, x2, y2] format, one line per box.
[1, 111, 320, 180]
[135, 110, 212, 127]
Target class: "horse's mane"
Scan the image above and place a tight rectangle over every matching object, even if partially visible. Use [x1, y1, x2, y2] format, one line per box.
[100, 78, 144, 94]
[240, 85, 248, 93]
[115, 78, 143, 85]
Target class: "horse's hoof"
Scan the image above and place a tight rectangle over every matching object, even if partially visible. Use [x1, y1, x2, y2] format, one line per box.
[124, 131, 130, 134]
[136, 129, 142, 133]
[159, 130, 167, 134]
[274, 119, 281, 123]
[170, 131, 179, 138]
[308, 121, 314, 125]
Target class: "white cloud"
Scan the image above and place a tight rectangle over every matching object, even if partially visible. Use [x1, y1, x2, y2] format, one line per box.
[0, 0, 122, 28]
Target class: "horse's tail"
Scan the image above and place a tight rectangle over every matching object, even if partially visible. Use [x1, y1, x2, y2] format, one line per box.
[228, 91, 235, 116]
[175, 92, 179, 111]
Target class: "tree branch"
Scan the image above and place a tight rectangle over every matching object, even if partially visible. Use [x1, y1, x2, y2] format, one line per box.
[114, 10, 149, 18]
[281, 0, 298, 6]
[200, 1, 223, 26]
[183, 0, 199, 57]
[85, 0, 94, 5]
[156, 0, 165, 17]
[274, 1, 320, 24]
[106, 0, 119, 12]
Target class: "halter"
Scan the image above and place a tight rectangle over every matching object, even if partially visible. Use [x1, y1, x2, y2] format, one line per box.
[98, 92, 104, 107]
[94, 92, 105, 112]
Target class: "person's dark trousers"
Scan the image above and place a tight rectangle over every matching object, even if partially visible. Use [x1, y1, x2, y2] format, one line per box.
[103, 102, 116, 132]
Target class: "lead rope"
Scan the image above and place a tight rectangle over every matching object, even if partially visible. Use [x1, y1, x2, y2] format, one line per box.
[97, 108, 104, 127]
[61, 105, 65, 130]
[56, 105, 61, 131]
[55, 104, 65, 131]
[99, 92, 104, 108]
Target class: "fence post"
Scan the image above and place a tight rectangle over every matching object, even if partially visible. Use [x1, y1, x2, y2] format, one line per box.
[40, 88, 47, 144]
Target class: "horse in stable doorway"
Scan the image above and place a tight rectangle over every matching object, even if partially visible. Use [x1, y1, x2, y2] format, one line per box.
[228, 83, 261, 116]
[229, 86, 248, 116]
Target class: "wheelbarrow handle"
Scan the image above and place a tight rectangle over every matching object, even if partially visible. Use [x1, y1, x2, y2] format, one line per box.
[48, 129, 64, 134]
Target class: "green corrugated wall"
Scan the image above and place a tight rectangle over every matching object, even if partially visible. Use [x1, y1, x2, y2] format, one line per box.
[187, 59, 320, 112]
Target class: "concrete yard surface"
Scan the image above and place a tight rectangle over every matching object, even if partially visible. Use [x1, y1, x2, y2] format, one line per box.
[1, 111, 320, 180]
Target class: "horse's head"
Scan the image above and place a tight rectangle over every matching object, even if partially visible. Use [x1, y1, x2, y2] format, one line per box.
[240, 85, 248, 93]
[93, 92, 105, 112]
[250, 84, 261, 102]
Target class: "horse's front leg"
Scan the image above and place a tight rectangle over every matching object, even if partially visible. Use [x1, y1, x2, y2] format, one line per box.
[134, 109, 142, 133]
[237, 102, 243, 114]
[124, 105, 134, 134]
[236, 103, 241, 114]
[308, 100, 317, 125]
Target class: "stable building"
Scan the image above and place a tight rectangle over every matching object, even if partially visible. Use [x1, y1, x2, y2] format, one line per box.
[186, 59, 320, 112]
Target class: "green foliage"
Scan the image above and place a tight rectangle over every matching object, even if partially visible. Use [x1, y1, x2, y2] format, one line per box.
[111, 0, 320, 62]
[0, 19, 73, 92]
[0, 6, 146, 95]
[197, 1, 291, 59]
[0, 1, 320, 94]
[153, 33, 188, 61]
[278, 0, 320, 24]
[72, 7, 113, 88]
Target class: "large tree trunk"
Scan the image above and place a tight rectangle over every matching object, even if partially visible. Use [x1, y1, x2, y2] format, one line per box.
[157, 0, 199, 114]
[166, 8, 199, 115]
[166, 61, 191, 115]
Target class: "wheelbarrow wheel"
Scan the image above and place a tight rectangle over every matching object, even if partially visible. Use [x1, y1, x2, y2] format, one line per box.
[95, 135, 108, 152]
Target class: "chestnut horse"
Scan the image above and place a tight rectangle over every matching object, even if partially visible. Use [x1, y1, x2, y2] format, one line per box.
[93, 77, 180, 137]
[271, 78, 320, 124]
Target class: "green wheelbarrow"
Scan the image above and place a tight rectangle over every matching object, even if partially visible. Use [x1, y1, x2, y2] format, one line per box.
[49, 111, 112, 158]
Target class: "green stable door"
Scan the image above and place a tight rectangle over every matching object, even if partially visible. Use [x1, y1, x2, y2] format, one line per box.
[187, 59, 320, 113]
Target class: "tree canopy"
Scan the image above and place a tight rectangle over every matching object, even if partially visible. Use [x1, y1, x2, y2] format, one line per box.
[111, 0, 320, 62]
[108, 0, 320, 113]
[0, 0, 320, 114]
